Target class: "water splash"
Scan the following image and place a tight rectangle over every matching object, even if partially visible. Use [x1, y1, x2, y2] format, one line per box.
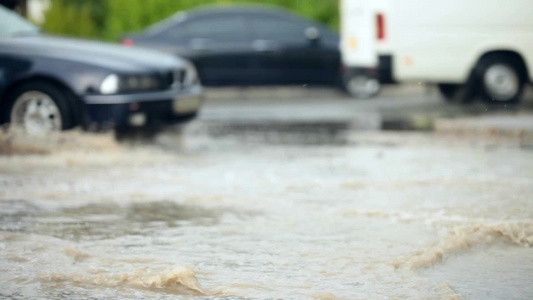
[397, 222, 533, 269]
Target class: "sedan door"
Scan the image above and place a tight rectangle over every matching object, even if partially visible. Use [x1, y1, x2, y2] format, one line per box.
[247, 14, 341, 85]
[0, 52, 32, 121]
[0, 53, 31, 91]
[160, 14, 255, 86]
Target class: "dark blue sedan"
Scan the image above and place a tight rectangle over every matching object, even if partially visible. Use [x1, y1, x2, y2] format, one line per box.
[122, 5, 342, 88]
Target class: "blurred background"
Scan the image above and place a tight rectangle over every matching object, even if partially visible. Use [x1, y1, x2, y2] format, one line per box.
[2, 0, 339, 40]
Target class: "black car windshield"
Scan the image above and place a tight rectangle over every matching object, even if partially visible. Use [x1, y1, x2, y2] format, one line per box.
[0, 6, 40, 36]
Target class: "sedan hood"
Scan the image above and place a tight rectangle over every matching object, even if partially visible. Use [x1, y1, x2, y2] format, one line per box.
[0, 35, 185, 72]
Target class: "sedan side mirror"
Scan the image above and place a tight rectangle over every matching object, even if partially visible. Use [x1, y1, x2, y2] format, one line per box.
[305, 27, 321, 42]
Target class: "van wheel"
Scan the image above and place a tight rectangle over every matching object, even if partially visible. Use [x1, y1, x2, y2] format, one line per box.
[478, 56, 525, 104]
[5, 81, 75, 133]
[343, 75, 381, 99]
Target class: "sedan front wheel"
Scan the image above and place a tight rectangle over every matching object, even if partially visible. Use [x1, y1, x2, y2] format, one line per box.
[6, 82, 74, 133]
[343, 75, 381, 99]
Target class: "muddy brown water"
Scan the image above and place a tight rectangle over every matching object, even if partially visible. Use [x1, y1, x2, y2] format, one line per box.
[1, 126, 533, 299]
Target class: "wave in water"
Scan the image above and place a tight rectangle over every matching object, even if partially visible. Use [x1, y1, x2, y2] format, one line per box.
[396, 221, 533, 269]
[41, 266, 213, 296]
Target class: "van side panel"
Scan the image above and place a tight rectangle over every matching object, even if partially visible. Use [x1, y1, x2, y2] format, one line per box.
[389, 0, 533, 83]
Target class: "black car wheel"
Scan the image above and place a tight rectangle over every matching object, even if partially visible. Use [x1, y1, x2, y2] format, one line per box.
[343, 74, 381, 99]
[5, 81, 75, 132]
[478, 56, 526, 104]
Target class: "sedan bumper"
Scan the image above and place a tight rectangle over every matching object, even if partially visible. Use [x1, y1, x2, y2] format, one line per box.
[81, 86, 203, 129]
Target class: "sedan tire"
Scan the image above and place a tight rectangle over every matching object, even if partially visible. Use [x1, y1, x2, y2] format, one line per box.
[5, 81, 75, 133]
[343, 75, 381, 99]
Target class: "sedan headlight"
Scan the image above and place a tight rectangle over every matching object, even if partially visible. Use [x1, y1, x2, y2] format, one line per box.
[100, 74, 162, 94]
[100, 74, 119, 94]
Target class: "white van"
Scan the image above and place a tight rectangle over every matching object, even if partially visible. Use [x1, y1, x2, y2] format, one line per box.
[341, 0, 533, 103]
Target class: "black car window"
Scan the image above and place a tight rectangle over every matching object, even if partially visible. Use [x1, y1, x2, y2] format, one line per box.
[159, 22, 189, 42]
[184, 15, 248, 42]
[250, 16, 307, 43]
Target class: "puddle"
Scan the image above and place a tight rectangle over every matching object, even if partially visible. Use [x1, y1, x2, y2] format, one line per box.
[187, 121, 351, 145]
[1, 129, 533, 299]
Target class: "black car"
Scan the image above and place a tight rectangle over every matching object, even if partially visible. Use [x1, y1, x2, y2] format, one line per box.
[0, 6, 203, 133]
[122, 5, 343, 88]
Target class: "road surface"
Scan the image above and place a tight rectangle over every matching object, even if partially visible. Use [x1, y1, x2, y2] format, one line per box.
[1, 91, 533, 299]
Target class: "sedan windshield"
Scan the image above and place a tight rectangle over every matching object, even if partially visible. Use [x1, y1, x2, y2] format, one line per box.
[0, 6, 40, 36]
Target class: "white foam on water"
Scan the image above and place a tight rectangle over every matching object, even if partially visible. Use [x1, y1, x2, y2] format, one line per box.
[400, 221, 533, 269]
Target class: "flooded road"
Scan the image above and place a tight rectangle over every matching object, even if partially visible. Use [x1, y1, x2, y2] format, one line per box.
[1, 125, 533, 299]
